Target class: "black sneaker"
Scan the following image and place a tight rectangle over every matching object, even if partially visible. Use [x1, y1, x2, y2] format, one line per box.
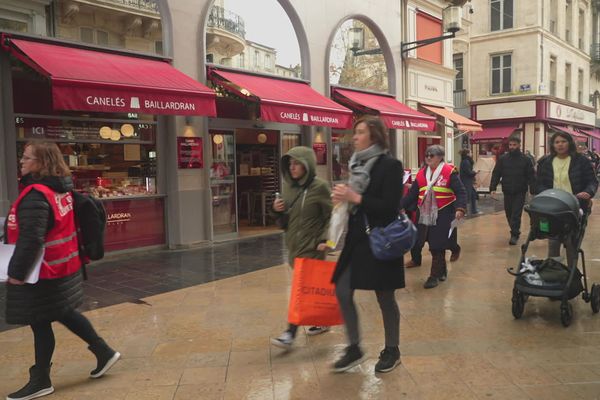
[88, 338, 121, 378]
[424, 276, 439, 289]
[439, 270, 448, 282]
[509, 235, 519, 245]
[7, 365, 54, 400]
[332, 345, 365, 373]
[375, 347, 401, 373]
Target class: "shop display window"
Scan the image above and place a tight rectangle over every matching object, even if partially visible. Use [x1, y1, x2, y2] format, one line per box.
[15, 115, 158, 199]
[332, 131, 353, 181]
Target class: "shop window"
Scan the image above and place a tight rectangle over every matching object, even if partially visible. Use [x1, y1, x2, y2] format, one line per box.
[490, 53, 512, 94]
[332, 132, 353, 181]
[416, 12, 442, 64]
[491, 0, 513, 32]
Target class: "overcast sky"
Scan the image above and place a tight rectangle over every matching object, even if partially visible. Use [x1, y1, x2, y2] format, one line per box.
[224, 0, 301, 67]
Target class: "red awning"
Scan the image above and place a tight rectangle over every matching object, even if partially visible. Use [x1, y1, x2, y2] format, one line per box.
[421, 105, 482, 132]
[209, 69, 352, 129]
[7, 39, 216, 116]
[549, 125, 587, 140]
[471, 125, 518, 142]
[331, 88, 436, 131]
[578, 128, 600, 140]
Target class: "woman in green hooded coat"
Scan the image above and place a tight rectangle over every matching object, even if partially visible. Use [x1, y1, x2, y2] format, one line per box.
[270, 146, 333, 349]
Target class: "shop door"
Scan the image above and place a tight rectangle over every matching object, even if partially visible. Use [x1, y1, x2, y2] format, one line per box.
[417, 137, 441, 166]
[210, 131, 238, 236]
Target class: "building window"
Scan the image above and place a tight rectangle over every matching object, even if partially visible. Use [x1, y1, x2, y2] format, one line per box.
[491, 0, 513, 31]
[155, 41, 163, 55]
[254, 50, 259, 67]
[550, 56, 557, 96]
[239, 53, 245, 68]
[80, 27, 94, 44]
[549, 0, 557, 33]
[578, 68, 584, 104]
[578, 9, 585, 50]
[96, 30, 109, 46]
[565, 0, 572, 44]
[453, 53, 464, 91]
[565, 63, 572, 101]
[416, 12, 443, 64]
[0, 16, 28, 33]
[265, 54, 271, 70]
[491, 53, 512, 94]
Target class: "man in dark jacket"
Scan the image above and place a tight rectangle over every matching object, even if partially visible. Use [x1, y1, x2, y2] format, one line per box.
[490, 133, 535, 245]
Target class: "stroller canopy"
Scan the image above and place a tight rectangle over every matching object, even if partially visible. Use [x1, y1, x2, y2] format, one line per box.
[526, 189, 581, 236]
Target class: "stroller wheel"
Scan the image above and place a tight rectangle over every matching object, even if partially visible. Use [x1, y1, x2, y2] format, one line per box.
[591, 284, 600, 314]
[512, 288, 525, 319]
[560, 302, 573, 327]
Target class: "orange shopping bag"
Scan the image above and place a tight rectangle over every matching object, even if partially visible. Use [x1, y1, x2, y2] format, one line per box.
[287, 258, 344, 326]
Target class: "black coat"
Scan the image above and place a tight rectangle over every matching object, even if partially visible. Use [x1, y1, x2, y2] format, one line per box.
[490, 150, 535, 194]
[535, 153, 598, 208]
[5, 175, 83, 326]
[459, 156, 476, 187]
[331, 155, 405, 290]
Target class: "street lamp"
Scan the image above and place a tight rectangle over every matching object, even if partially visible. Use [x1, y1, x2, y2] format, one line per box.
[348, 26, 383, 56]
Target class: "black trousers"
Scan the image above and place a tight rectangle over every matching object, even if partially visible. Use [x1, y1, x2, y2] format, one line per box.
[503, 192, 526, 236]
[410, 226, 459, 265]
[30, 309, 101, 368]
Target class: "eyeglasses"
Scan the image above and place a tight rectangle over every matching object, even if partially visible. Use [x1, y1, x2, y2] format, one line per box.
[425, 153, 436, 158]
[20, 155, 37, 161]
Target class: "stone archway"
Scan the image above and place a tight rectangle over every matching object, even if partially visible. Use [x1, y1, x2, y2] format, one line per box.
[326, 15, 396, 94]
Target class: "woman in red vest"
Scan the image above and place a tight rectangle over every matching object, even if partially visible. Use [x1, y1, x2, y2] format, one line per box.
[401, 145, 467, 289]
[4, 142, 120, 400]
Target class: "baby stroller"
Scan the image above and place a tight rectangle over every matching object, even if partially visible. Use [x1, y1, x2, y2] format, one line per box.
[507, 189, 599, 327]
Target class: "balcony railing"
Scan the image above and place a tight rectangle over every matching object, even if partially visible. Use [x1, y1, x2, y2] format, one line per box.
[94, 0, 159, 13]
[207, 5, 246, 39]
[592, 43, 600, 62]
[454, 89, 467, 108]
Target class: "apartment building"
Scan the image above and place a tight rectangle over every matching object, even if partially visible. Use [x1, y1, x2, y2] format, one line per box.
[461, 0, 597, 159]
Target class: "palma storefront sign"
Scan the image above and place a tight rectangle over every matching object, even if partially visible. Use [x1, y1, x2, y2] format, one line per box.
[548, 101, 595, 126]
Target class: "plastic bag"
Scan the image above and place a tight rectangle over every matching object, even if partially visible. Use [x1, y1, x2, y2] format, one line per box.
[326, 202, 348, 249]
[287, 258, 344, 326]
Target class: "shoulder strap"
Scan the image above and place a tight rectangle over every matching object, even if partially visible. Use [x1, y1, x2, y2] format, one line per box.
[287, 175, 316, 211]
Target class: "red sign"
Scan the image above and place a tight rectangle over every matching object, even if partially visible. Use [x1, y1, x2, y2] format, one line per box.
[380, 115, 437, 131]
[103, 197, 165, 251]
[53, 84, 216, 116]
[313, 143, 327, 165]
[261, 104, 353, 129]
[177, 137, 203, 169]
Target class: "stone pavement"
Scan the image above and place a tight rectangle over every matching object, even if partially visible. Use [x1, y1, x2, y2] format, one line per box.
[5, 198, 600, 399]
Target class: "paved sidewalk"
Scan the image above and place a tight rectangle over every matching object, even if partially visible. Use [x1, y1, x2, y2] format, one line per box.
[2, 201, 600, 399]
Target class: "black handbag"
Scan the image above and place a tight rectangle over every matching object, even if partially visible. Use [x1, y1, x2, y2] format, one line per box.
[364, 213, 418, 261]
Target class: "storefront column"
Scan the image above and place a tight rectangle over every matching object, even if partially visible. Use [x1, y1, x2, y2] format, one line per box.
[164, 115, 213, 248]
[0, 52, 18, 214]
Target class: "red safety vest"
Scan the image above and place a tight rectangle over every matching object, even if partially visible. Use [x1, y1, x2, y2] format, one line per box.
[6, 184, 81, 280]
[416, 164, 457, 210]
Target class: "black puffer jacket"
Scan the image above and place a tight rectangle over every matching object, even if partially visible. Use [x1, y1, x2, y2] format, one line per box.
[4, 175, 83, 325]
[535, 153, 598, 207]
[490, 150, 535, 194]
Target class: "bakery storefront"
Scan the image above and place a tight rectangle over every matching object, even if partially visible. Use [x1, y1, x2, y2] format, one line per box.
[1, 35, 216, 251]
[471, 98, 597, 161]
[206, 67, 352, 237]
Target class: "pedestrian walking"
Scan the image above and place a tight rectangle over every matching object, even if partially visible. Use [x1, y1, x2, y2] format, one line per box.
[330, 116, 404, 373]
[4, 142, 120, 400]
[459, 149, 480, 215]
[535, 131, 598, 260]
[489, 133, 535, 245]
[270, 146, 333, 349]
[401, 145, 467, 289]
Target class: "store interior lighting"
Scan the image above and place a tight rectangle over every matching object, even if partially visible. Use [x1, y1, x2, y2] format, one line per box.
[99, 126, 112, 139]
[110, 129, 121, 141]
[121, 123, 135, 137]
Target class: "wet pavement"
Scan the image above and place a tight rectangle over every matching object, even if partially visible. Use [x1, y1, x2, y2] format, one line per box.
[10, 196, 599, 399]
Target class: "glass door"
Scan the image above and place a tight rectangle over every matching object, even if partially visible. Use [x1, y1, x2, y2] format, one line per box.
[210, 130, 237, 235]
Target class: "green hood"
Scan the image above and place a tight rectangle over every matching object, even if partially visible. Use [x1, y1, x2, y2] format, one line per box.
[281, 146, 317, 187]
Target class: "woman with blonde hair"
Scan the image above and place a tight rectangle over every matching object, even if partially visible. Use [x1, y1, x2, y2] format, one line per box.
[4, 142, 120, 400]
